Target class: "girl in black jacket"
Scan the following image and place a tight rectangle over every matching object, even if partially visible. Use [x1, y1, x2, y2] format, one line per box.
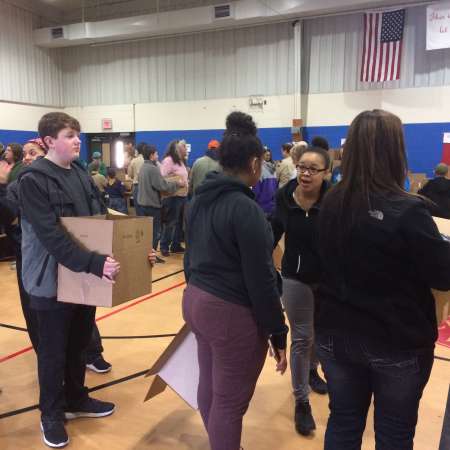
[183, 112, 288, 450]
[272, 144, 330, 437]
[317, 109, 450, 450]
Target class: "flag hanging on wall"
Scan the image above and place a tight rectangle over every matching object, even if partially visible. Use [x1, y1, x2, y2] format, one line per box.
[360, 9, 406, 83]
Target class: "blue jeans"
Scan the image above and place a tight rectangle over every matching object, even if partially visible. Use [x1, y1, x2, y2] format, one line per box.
[316, 334, 434, 450]
[133, 184, 144, 216]
[141, 206, 161, 251]
[160, 196, 186, 252]
[109, 197, 128, 215]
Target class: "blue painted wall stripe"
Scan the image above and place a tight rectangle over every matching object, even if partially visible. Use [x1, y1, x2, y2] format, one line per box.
[3, 122, 450, 178]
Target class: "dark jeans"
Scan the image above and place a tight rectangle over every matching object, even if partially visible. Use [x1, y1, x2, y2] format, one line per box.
[86, 323, 104, 364]
[316, 334, 434, 450]
[133, 184, 144, 216]
[34, 303, 96, 422]
[182, 284, 268, 450]
[109, 197, 128, 215]
[160, 196, 186, 252]
[16, 253, 39, 351]
[18, 253, 102, 361]
[141, 205, 162, 251]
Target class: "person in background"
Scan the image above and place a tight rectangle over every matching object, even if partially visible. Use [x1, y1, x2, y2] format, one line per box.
[138, 144, 183, 263]
[88, 152, 107, 177]
[159, 140, 188, 257]
[105, 168, 128, 214]
[124, 140, 136, 171]
[183, 111, 288, 450]
[188, 139, 221, 197]
[278, 142, 308, 188]
[418, 163, 450, 219]
[128, 142, 146, 216]
[311, 136, 330, 151]
[0, 138, 47, 352]
[0, 142, 5, 160]
[89, 160, 107, 195]
[317, 109, 450, 450]
[263, 146, 276, 175]
[331, 147, 344, 185]
[5, 143, 23, 183]
[276, 143, 294, 188]
[253, 146, 278, 219]
[272, 143, 330, 437]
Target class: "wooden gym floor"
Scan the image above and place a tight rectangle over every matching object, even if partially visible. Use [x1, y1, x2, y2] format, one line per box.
[0, 257, 449, 450]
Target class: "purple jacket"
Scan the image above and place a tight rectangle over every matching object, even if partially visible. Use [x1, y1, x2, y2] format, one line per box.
[253, 161, 278, 216]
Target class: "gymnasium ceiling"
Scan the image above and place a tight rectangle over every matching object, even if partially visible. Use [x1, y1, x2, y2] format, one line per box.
[15, 0, 435, 27]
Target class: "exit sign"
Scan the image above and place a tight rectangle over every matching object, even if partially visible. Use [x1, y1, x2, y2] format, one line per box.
[102, 118, 113, 130]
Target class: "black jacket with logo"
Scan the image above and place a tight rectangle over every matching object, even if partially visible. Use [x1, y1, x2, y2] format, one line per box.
[272, 178, 329, 285]
[317, 192, 450, 351]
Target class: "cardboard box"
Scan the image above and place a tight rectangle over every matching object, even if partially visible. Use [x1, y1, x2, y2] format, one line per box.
[161, 175, 188, 198]
[144, 324, 199, 410]
[57, 214, 153, 307]
[432, 216, 450, 325]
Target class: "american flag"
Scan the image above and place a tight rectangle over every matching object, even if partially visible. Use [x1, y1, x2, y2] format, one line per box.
[360, 9, 405, 83]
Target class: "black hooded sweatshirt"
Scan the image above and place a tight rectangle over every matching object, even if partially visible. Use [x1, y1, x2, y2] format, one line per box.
[184, 171, 288, 349]
[18, 157, 107, 308]
[418, 176, 450, 219]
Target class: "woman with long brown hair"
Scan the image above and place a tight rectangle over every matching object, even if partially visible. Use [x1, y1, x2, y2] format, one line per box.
[316, 109, 450, 450]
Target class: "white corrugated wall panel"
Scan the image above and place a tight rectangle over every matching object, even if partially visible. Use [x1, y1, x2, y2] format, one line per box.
[61, 22, 294, 106]
[303, 5, 450, 94]
[0, 2, 62, 107]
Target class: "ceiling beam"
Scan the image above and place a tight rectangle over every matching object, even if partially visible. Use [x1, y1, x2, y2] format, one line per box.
[2, 0, 65, 24]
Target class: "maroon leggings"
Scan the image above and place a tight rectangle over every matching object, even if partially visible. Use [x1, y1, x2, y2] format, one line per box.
[182, 284, 268, 450]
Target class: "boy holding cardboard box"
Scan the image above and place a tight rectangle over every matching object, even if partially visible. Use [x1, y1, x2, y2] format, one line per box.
[18, 112, 120, 448]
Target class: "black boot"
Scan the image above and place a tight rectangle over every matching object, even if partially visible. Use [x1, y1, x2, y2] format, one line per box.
[295, 401, 316, 436]
[309, 368, 328, 395]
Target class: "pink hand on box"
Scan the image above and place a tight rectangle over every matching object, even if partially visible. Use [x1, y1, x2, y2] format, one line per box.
[102, 256, 120, 284]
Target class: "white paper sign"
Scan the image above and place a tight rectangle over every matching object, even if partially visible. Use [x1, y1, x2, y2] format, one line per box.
[443, 132, 450, 144]
[427, 3, 450, 50]
[158, 331, 199, 409]
[340, 138, 346, 146]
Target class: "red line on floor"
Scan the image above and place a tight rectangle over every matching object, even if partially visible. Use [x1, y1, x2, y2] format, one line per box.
[95, 281, 186, 322]
[0, 345, 33, 364]
[0, 280, 186, 364]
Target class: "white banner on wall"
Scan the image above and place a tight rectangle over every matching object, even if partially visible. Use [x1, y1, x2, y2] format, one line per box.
[427, 2, 450, 50]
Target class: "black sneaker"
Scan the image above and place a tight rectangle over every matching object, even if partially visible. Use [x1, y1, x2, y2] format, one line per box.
[65, 397, 115, 420]
[309, 368, 328, 395]
[161, 249, 170, 257]
[155, 256, 166, 264]
[86, 356, 112, 373]
[295, 401, 316, 436]
[170, 245, 185, 254]
[40, 421, 69, 448]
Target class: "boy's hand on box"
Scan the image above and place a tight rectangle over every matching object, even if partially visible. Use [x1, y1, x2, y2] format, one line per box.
[102, 256, 120, 283]
[148, 249, 157, 267]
